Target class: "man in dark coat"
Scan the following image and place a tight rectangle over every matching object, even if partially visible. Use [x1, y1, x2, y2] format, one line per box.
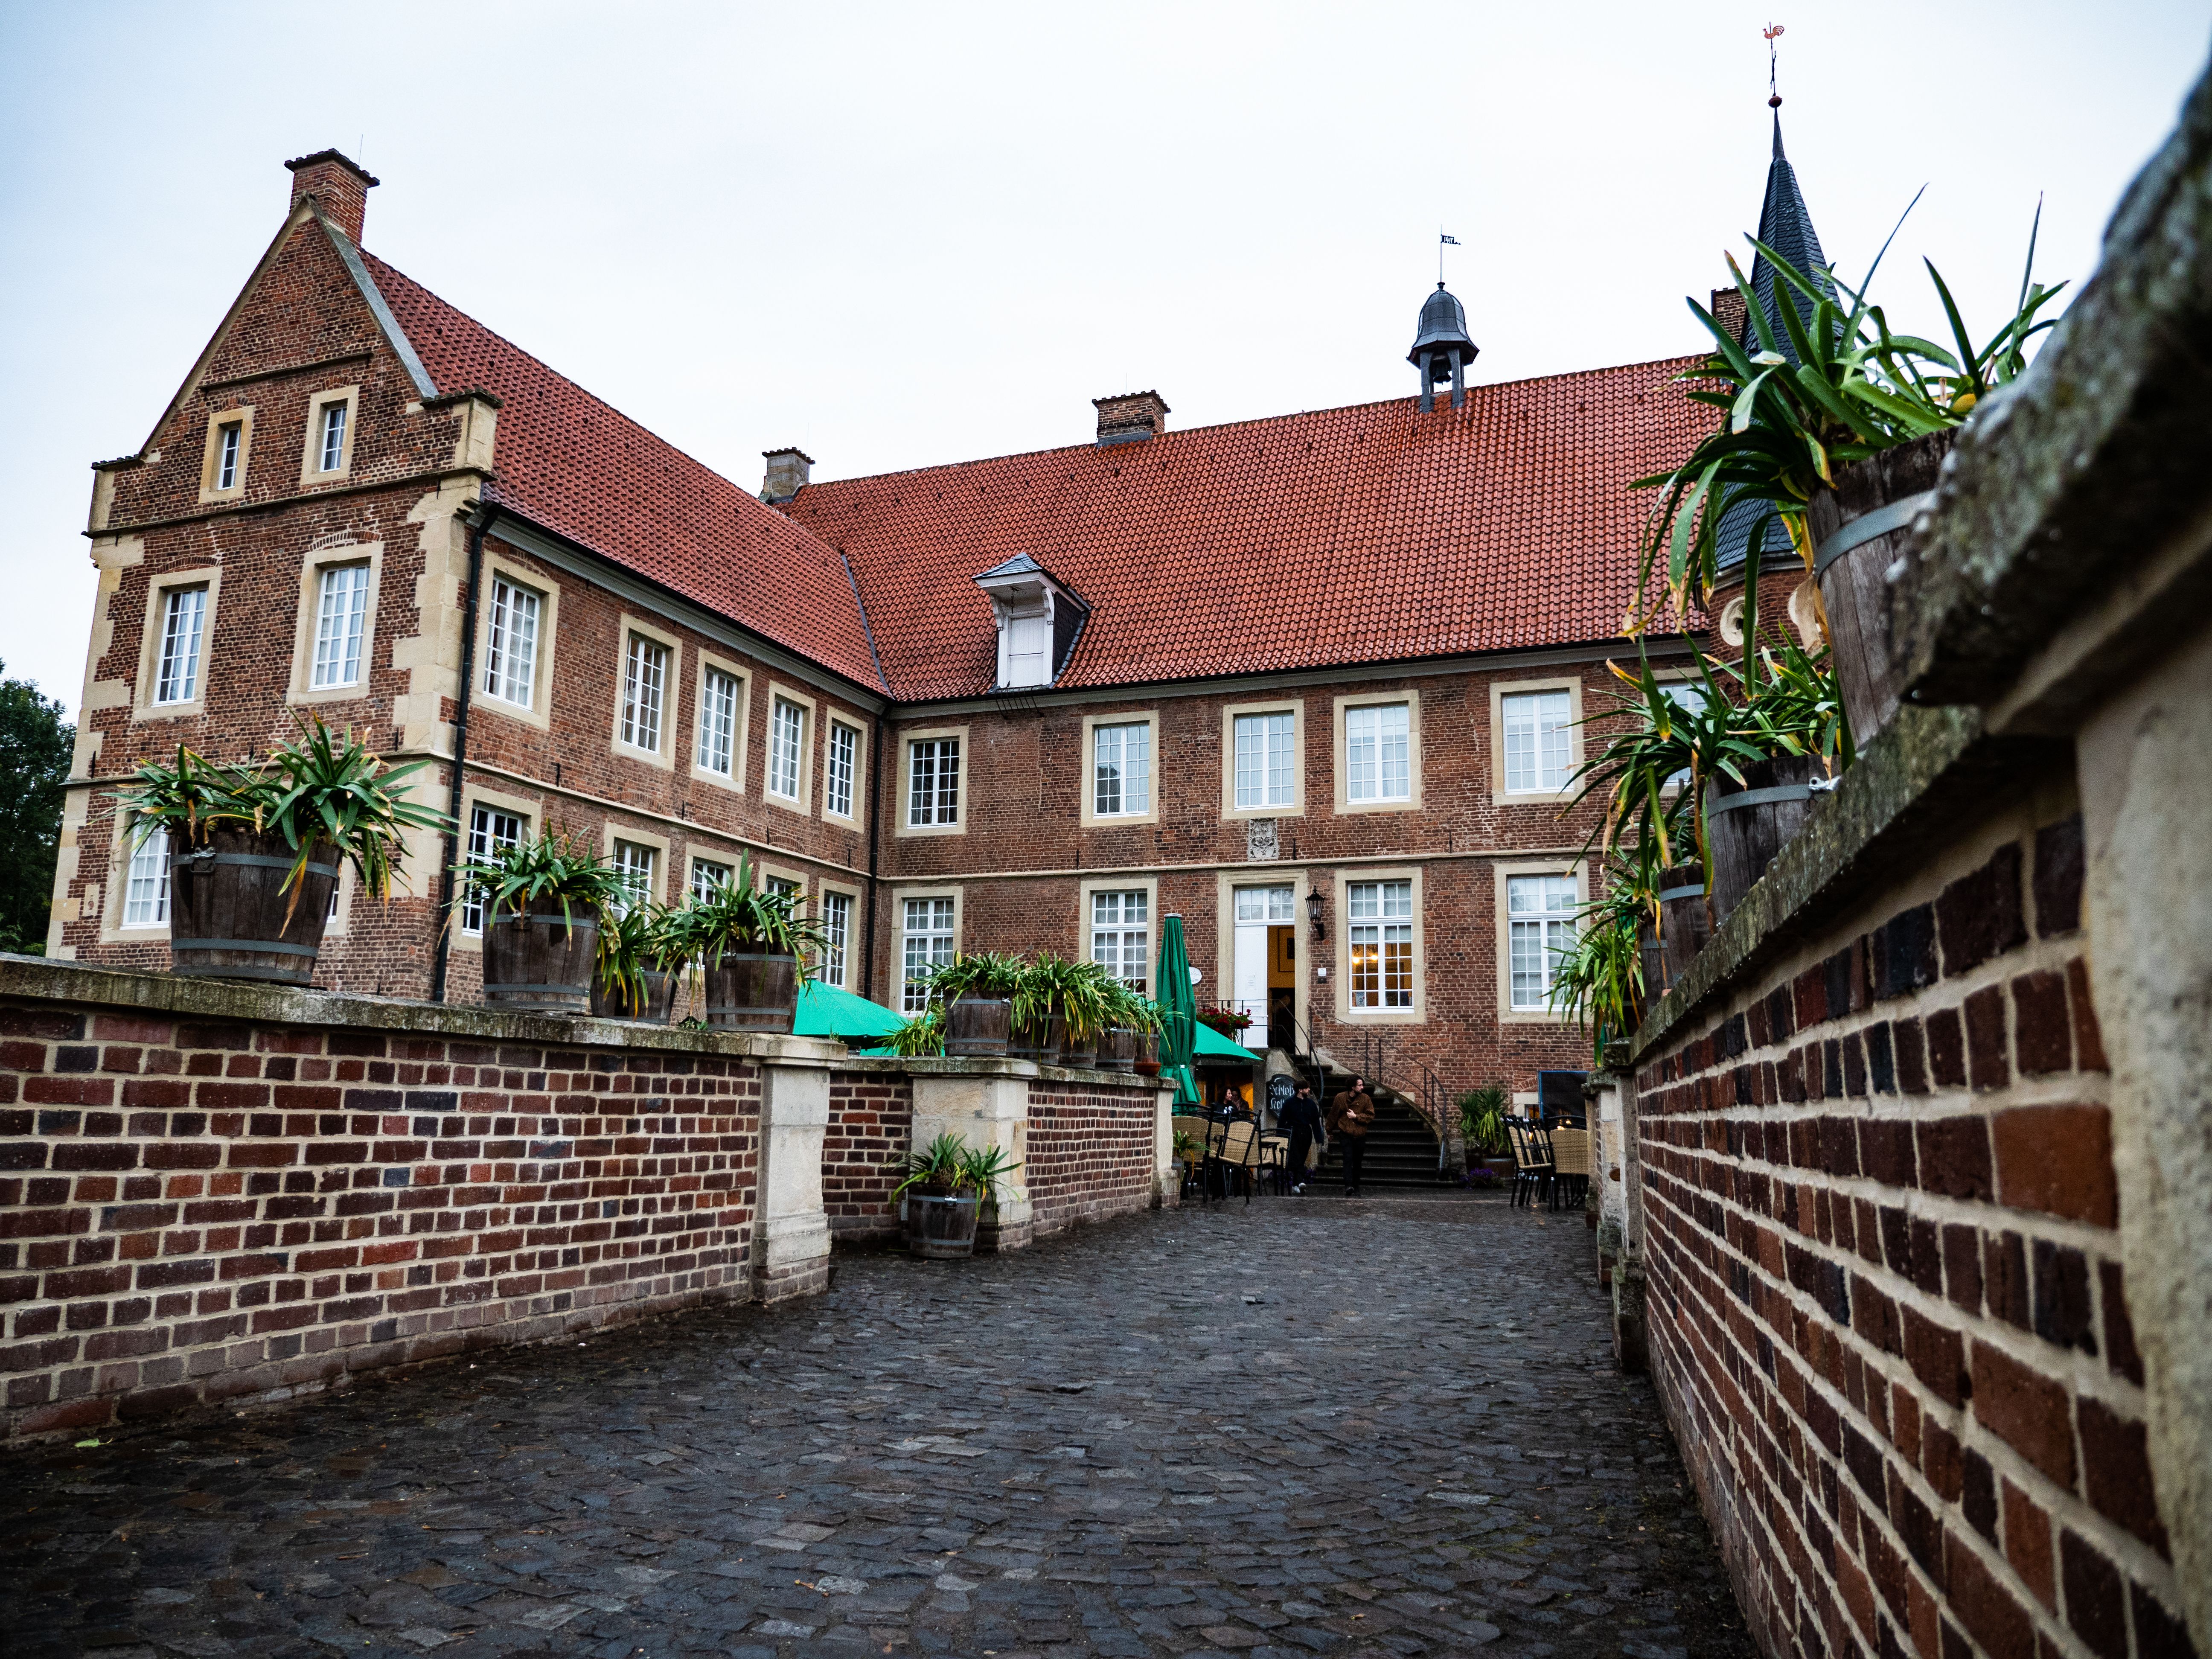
[1328, 1077, 1376, 1196]
[1277, 1080, 1325, 1194]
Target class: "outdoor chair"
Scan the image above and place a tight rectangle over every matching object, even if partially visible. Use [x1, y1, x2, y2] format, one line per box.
[1548, 1126, 1592, 1211]
[1507, 1120, 1554, 1209]
[1212, 1120, 1265, 1206]
[1257, 1132, 1290, 1194]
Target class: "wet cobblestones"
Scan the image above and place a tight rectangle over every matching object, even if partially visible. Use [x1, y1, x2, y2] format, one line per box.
[2, 1194, 1752, 1659]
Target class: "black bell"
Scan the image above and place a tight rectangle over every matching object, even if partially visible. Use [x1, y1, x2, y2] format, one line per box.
[1408, 282, 1478, 411]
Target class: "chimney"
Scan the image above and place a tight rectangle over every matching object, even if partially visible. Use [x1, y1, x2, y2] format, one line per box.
[1710, 287, 1749, 346]
[761, 447, 815, 504]
[1093, 391, 1169, 447]
[286, 150, 379, 244]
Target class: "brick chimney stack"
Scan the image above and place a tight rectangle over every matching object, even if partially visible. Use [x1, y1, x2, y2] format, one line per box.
[285, 150, 379, 244]
[1094, 391, 1169, 447]
[761, 447, 815, 504]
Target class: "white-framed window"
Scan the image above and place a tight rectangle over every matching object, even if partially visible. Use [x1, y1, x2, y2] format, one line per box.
[214, 420, 243, 492]
[153, 585, 209, 705]
[1503, 690, 1574, 794]
[697, 667, 739, 776]
[309, 563, 371, 689]
[122, 824, 171, 927]
[1235, 712, 1296, 810]
[460, 804, 527, 934]
[769, 697, 805, 799]
[1092, 722, 1151, 818]
[690, 857, 733, 902]
[621, 633, 668, 753]
[1348, 879, 1414, 1009]
[825, 721, 858, 818]
[1090, 889, 1150, 990]
[317, 402, 348, 473]
[612, 839, 657, 913]
[1345, 703, 1411, 804]
[1508, 874, 1579, 1010]
[765, 873, 801, 900]
[901, 896, 956, 1011]
[483, 577, 541, 708]
[908, 738, 960, 827]
[1236, 886, 1297, 923]
[820, 889, 853, 987]
[1658, 681, 1706, 792]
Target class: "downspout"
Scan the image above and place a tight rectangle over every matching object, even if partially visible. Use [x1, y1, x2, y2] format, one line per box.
[429, 504, 496, 1004]
[863, 715, 884, 1002]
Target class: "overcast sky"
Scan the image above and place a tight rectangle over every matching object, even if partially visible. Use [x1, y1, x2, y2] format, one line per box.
[3, 1, 2206, 718]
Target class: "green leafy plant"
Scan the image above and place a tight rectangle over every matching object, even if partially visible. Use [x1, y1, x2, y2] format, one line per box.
[1172, 1127, 1204, 1163]
[1196, 1003, 1252, 1036]
[1545, 864, 1654, 1061]
[1632, 214, 2065, 629]
[893, 1131, 975, 1199]
[594, 897, 689, 1016]
[884, 1007, 946, 1057]
[957, 1141, 1023, 1205]
[661, 853, 829, 976]
[1011, 952, 1103, 1045]
[1456, 1085, 1511, 1158]
[115, 719, 447, 921]
[924, 949, 1027, 1004]
[1100, 979, 1161, 1035]
[451, 824, 629, 939]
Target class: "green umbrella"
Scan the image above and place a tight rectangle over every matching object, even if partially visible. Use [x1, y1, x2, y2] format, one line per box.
[1155, 914, 1200, 1106]
[795, 980, 908, 1041]
[1190, 1019, 1261, 1062]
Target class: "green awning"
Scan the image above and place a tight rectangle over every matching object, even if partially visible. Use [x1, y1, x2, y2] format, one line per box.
[795, 981, 908, 1041]
[1191, 1020, 1262, 1062]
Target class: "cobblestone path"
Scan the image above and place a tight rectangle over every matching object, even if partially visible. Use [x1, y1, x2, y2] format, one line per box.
[3, 1194, 1752, 1659]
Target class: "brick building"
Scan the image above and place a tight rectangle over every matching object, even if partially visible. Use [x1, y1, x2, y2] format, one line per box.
[49, 148, 1723, 1103]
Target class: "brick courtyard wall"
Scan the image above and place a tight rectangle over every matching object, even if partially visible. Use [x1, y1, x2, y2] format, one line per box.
[824, 1068, 912, 1245]
[1024, 1078, 1160, 1236]
[1629, 801, 2196, 1659]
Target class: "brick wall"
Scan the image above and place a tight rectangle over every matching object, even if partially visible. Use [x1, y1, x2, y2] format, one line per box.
[0, 994, 765, 1444]
[824, 1069, 912, 1244]
[1630, 806, 2196, 1659]
[1025, 1080, 1159, 1236]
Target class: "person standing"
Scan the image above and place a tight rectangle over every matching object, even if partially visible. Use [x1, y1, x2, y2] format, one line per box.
[1278, 1080, 1325, 1195]
[1328, 1076, 1376, 1197]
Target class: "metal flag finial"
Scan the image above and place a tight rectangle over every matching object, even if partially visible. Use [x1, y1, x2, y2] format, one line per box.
[1764, 22, 1784, 108]
[1438, 230, 1460, 286]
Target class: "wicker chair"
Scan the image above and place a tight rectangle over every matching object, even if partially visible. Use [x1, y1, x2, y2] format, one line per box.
[1507, 1119, 1554, 1209]
[1548, 1126, 1592, 1211]
[1214, 1120, 1265, 1206]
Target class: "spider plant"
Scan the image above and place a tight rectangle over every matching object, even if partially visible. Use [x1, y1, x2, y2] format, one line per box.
[1632, 208, 2065, 628]
[451, 825, 629, 939]
[661, 853, 830, 975]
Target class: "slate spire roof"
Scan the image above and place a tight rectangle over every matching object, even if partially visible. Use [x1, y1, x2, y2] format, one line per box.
[1718, 111, 1833, 574]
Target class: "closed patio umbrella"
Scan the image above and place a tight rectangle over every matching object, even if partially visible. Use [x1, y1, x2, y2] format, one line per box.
[1156, 913, 1200, 1107]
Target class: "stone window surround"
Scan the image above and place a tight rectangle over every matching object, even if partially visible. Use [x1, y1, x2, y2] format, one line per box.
[816, 876, 864, 991]
[1079, 710, 1160, 829]
[448, 780, 538, 952]
[131, 565, 224, 722]
[820, 715, 867, 829]
[688, 652, 752, 796]
[1490, 675, 1585, 805]
[1212, 869, 1309, 1035]
[763, 681, 817, 815]
[1332, 690, 1423, 815]
[1334, 864, 1424, 1025]
[98, 812, 175, 946]
[297, 384, 360, 486]
[602, 823, 671, 906]
[1495, 856, 1586, 1023]
[684, 847, 739, 901]
[1221, 699, 1306, 821]
[610, 612, 682, 770]
[1080, 874, 1161, 988]
[197, 404, 254, 504]
[285, 540, 384, 708]
[473, 552, 560, 733]
[758, 859, 810, 898]
[896, 725, 969, 838]
[893, 883, 963, 1010]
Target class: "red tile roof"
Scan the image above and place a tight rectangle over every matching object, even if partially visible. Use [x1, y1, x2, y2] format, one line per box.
[363, 255, 886, 692]
[784, 362, 1709, 700]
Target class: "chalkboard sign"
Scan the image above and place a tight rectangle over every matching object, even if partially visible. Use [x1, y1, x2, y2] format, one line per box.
[1266, 1072, 1298, 1123]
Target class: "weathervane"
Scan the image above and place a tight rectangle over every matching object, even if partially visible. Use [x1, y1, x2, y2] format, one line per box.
[1764, 22, 1784, 108]
[1438, 229, 1460, 287]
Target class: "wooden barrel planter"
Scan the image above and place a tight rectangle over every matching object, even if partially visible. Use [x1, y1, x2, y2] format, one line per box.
[483, 906, 599, 1013]
[702, 952, 798, 1032]
[1009, 1019, 1051, 1062]
[1808, 428, 1954, 751]
[168, 828, 339, 985]
[1095, 1028, 1137, 1072]
[589, 967, 680, 1022]
[946, 997, 1012, 1057]
[1062, 1026, 1098, 1069]
[1043, 1013, 1068, 1065]
[1654, 863, 1713, 990]
[904, 1191, 980, 1260]
[1706, 757, 1824, 924]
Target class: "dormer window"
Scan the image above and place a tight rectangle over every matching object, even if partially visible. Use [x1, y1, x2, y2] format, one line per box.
[973, 553, 1088, 691]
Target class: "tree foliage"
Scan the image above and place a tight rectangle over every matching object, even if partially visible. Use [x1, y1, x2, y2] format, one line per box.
[0, 664, 75, 954]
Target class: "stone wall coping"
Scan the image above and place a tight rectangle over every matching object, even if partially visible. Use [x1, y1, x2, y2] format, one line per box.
[836, 1052, 1163, 1089]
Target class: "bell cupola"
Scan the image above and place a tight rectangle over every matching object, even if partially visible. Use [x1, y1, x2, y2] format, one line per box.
[1407, 284, 1478, 412]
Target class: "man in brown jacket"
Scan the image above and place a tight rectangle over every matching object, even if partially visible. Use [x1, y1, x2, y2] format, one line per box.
[1327, 1077, 1376, 1197]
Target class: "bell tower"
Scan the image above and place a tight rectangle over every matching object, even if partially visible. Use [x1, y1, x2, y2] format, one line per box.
[1407, 284, 1478, 412]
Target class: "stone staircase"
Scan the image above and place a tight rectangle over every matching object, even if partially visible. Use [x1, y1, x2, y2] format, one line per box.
[1301, 1051, 1447, 1190]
